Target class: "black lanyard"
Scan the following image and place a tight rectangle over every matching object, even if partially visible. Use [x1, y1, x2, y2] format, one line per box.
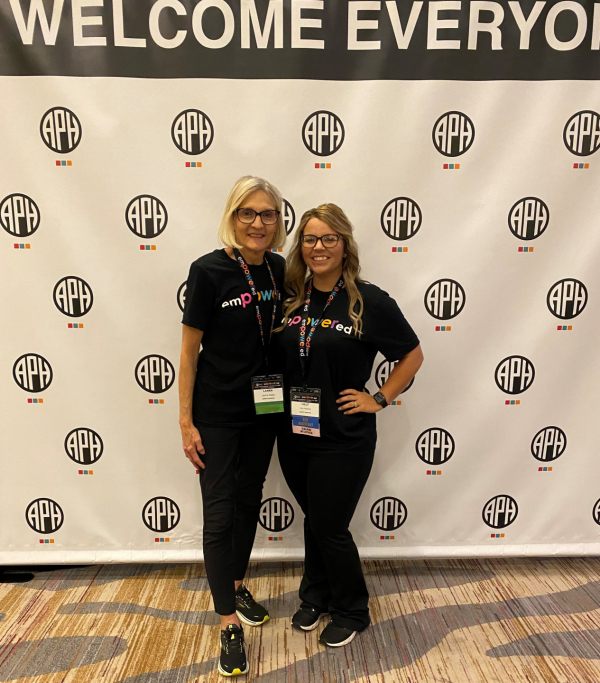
[233, 248, 279, 365]
[299, 277, 344, 385]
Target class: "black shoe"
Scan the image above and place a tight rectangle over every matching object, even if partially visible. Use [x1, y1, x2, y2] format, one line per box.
[235, 583, 270, 626]
[218, 624, 248, 677]
[292, 606, 328, 631]
[319, 621, 357, 647]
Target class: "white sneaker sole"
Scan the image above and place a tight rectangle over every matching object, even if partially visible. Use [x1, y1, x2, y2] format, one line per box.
[293, 612, 329, 631]
[236, 610, 270, 627]
[321, 630, 357, 647]
[218, 661, 249, 677]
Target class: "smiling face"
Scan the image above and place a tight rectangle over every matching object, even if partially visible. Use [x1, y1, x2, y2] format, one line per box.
[301, 217, 345, 280]
[233, 190, 278, 253]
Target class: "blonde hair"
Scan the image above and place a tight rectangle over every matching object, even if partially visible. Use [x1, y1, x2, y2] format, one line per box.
[218, 176, 286, 250]
[280, 203, 365, 337]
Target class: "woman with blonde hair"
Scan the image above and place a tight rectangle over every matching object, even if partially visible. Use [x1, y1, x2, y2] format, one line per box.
[179, 176, 286, 676]
[274, 203, 423, 647]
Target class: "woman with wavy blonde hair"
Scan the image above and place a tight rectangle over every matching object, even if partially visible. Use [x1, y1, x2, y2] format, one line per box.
[274, 203, 424, 647]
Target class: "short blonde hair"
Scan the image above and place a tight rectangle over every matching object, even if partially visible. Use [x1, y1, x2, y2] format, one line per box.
[217, 176, 286, 250]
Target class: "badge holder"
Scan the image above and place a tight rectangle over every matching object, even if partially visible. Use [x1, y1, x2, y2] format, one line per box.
[291, 387, 321, 437]
[252, 374, 284, 414]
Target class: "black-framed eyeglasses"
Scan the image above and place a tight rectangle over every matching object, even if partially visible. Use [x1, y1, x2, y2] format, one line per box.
[301, 234, 342, 248]
[235, 208, 280, 225]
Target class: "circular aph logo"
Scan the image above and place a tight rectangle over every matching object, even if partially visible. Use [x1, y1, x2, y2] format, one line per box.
[26, 498, 64, 534]
[125, 195, 168, 239]
[482, 495, 518, 529]
[142, 497, 180, 532]
[283, 199, 296, 235]
[432, 111, 475, 157]
[381, 197, 422, 241]
[531, 427, 566, 462]
[13, 354, 53, 392]
[415, 428, 455, 465]
[375, 360, 414, 393]
[135, 355, 175, 393]
[0, 194, 40, 236]
[495, 356, 535, 395]
[564, 111, 600, 156]
[302, 111, 345, 157]
[259, 497, 294, 532]
[64, 428, 104, 465]
[172, 109, 214, 155]
[425, 279, 466, 320]
[53, 276, 93, 317]
[370, 497, 407, 531]
[40, 107, 81, 154]
[593, 499, 600, 525]
[508, 197, 549, 241]
[547, 279, 588, 320]
[177, 282, 187, 313]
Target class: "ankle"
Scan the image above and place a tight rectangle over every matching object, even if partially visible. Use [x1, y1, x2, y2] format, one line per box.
[220, 613, 241, 631]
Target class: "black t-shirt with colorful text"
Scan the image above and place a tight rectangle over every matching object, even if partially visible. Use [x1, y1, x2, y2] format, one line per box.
[273, 282, 419, 455]
[182, 248, 285, 424]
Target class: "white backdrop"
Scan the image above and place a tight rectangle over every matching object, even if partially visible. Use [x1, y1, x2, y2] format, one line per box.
[1, 76, 600, 563]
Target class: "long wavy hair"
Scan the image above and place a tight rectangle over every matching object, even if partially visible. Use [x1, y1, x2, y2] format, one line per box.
[279, 203, 365, 336]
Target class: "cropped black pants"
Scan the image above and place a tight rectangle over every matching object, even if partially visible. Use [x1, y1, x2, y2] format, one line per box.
[278, 437, 374, 631]
[196, 417, 276, 616]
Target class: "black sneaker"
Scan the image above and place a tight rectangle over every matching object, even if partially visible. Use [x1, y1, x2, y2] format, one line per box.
[319, 621, 357, 647]
[235, 583, 270, 626]
[292, 607, 328, 631]
[218, 624, 248, 677]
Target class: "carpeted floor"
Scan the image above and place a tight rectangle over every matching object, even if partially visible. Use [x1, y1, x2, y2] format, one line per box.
[1, 558, 600, 681]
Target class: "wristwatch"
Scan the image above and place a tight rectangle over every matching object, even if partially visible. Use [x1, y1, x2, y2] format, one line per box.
[373, 391, 388, 409]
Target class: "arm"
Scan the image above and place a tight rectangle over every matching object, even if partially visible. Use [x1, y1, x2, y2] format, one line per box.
[338, 344, 424, 414]
[179, 324, 205, 467]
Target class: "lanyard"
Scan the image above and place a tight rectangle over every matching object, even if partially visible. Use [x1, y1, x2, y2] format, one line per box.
[299, 277, 344, 385]
[233, 248, 279, 365]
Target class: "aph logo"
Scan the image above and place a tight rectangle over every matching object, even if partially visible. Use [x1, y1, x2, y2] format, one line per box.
[26, 498, 64, 534]
[53, 276, 93, 317]
[64, 428, 104, 465]
[432, 111, 475, 157]
[13, 354, 53, 392]
[381, 198, 422, 241]
[177, 282, 187, 313]
[495, 356, 535, 395]
[415, 428, 455, 465]
[593, 499, 600, 526]
[564, 111, 600, 156]
[283, 199, 295, 235]
[40, 107, 81, 154]
[370, 497, 407, 531]
[126, 195, 168, 239]
[375, 360, 414, 393]
[425, 279, 466, 320]
[508, 198, 549, 241]
[547, 279, 587, 320]
[482, 495, 518, 529]
[0, 194, 40, 236]
[302, 111, 345, 156]
[531, 427, 566, 462]
[135, 355, 175, 393]
[142, 497, 180, 532]
[172, 109, 214, 155]
[259, 497, 294, 532]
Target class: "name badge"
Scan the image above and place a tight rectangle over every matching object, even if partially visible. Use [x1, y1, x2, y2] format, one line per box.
[252, 374, 284, 414]
[291, 387, 321, 437]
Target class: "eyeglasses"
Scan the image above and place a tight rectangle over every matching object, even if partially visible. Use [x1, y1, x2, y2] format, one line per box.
[235, 208, 280, 225]
[301, 234, 342, 248]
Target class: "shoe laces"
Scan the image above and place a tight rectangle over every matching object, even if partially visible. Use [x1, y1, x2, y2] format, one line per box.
[236, 584, 254, 606]
[222, 626, 244, 655]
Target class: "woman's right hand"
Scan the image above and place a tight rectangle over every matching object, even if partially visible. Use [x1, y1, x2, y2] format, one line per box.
[180, 421, 205, 469]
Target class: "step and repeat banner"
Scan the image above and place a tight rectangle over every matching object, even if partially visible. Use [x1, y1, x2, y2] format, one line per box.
[1, 0, 600, 563]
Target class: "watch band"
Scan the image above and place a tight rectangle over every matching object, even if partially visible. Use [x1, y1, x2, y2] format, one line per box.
[373, 391, 388, 408]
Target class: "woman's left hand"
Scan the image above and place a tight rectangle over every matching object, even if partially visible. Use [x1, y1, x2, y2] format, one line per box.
[337, 389, 383, 414]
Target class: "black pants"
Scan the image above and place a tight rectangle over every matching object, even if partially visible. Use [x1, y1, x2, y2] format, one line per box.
[278, 438, 374, 631]
[197, 418, 276, 616]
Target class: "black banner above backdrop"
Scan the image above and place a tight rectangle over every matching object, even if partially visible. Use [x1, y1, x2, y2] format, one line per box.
[1, 0, 600, 79]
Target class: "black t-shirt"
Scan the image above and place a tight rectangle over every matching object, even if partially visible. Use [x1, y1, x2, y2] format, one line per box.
[182, 249, 285, 424]
[273, 282, 419, 455]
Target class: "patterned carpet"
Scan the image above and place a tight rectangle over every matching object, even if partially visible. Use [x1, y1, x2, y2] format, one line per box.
[1, 558, 600, 682]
